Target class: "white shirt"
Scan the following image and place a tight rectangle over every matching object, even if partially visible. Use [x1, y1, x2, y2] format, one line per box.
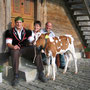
[15, 27, 23, 40]
[28, 30, 41, 43]
[28, 31, 35, 43]
[41, 28, 55, 37]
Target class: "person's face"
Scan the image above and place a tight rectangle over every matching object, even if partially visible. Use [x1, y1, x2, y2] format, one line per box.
[15, 20, 23, 30]
[34, 24, 41, 32]
[46, 23, 52, 32]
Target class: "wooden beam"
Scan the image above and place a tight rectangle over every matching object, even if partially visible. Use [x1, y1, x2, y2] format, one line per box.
[36, 0, 41, 21]
[5, 0, 11, 30]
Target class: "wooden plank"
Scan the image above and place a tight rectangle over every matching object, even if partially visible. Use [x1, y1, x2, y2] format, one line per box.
[79, 25, 90, 27]
[71, 8, 86, 11]
[81, 27, 90, 30]
[83, 32, 90, 35]
[68, 1, 83, 5]
[85, 36, 90, 39]
[81, 29, 90, 31]
[77, 20, 90, 22]
[74, 14, 89, 16]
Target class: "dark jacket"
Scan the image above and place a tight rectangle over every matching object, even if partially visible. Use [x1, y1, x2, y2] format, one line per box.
[5, 28, 32, 48]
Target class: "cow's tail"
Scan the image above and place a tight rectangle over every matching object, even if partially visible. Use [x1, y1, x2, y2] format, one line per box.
[65, 34, 74, 45]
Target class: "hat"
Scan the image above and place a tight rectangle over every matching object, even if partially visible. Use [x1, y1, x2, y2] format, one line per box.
[15, 16, 24, 22]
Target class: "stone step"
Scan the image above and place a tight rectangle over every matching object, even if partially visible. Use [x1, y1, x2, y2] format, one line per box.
[19, 66, 38, 82]
[2, 57, 38, 82]
[17, 57, 38, 82]
[3, 51, 82, 82]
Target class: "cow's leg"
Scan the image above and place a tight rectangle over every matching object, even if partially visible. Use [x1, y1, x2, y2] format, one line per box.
[51, 56, 56, 80]
[46, 56, 50, 77]
[75, 58, 78, 74]
[70, 47, 78, 74]
[72, 53, 78, 74]
[63, 54, 69, 74]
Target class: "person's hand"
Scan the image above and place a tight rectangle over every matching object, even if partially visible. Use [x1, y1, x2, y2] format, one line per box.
[13, 45, 20, 50]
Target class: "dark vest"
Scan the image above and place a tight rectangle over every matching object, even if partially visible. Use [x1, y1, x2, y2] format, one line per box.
[5, 28, 32, 48]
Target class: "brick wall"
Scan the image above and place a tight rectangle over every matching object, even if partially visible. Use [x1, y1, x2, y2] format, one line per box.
[47, 0, 83, 50]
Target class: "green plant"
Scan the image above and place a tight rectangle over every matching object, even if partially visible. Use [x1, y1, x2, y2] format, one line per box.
[0, 65, 3, 72]
[84, 47, 90, 52]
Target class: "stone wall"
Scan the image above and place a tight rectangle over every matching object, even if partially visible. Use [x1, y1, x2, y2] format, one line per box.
[0, 0, 6, 53]
[0, 0, 11, 53]
[47, 0, 83, 50]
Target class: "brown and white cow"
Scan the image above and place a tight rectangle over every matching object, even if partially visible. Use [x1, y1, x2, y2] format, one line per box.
[36, 33, 78, 80]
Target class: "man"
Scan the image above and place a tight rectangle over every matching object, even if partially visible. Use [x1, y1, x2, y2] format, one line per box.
[5, 16, 47, 86]
[41, 22, 66, 69]
[41, 22, 55, 37]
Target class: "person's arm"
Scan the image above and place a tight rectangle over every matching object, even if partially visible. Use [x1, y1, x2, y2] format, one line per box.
[51, 30, 55, 37]
[52, 32, 55, 37]
[6, 43, 20, 50]
[49, 31, 55, 37]
[5, 30, 20, 50]
[28, 31, 36, 45]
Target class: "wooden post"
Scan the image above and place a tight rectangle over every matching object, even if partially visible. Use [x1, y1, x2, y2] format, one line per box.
[36, 0, 47, 28]
[5, 0, 11, 30]
[41, 0, 47, 28]
[0, 0, 5, 53]
[43, 0, 47, 27]
[37, 0, 41, 21]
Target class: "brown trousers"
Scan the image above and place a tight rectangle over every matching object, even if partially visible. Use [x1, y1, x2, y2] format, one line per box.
[10, 45, 44, 75]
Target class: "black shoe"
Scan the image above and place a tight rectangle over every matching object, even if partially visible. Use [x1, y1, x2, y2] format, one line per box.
[11, 77, 19, 86]
[11, 74, 19, 86]
[43, 60, 47, 65]
[39, 72, 48, 83]
[59, 66, 65, 69]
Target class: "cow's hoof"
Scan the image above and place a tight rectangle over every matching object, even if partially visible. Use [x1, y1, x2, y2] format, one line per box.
[46, 74, 49, 77]
[75, 72, 77, 74]
[51, 78, 55, 81]
[63, 71, 66, 74]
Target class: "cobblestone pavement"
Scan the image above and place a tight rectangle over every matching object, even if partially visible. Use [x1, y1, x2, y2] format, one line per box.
[0, 58, 90, 90]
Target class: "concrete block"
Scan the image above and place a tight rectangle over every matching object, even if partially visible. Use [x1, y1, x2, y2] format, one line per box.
[19, 66, 38, 82]
[18, 57, 38, 82]
[3, 57, 38, 82]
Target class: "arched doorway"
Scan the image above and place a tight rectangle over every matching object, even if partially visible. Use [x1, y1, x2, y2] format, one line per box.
[11, 0, 34, 30]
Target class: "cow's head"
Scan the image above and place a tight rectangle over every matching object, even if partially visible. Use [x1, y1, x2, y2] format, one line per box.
[36, 33, 50, 51]
[33, 32, 41, 45]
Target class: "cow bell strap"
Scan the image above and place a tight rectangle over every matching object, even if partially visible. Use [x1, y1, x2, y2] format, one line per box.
[43, 39, 47, 51]
[33, 46, 36, 63]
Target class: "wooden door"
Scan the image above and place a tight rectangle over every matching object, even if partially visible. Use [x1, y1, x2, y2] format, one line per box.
[11, 0, 34, 30]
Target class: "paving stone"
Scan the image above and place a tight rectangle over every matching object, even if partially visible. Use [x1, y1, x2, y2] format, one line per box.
[0, 58, 90, 90]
